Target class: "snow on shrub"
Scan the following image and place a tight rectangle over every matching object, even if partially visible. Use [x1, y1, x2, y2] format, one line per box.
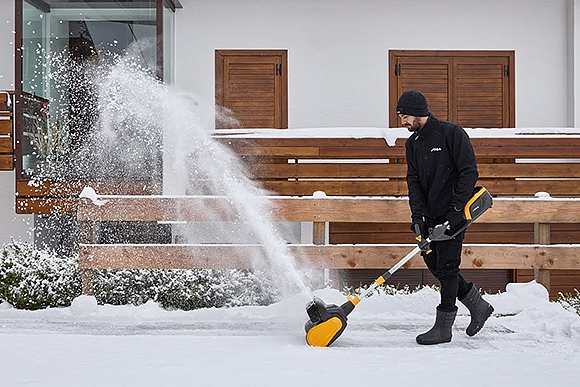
[0, 240, 280, 310]
[93, 268, 280, 310]
[558, 289, 580, 316]
[0, 240, 81, 309]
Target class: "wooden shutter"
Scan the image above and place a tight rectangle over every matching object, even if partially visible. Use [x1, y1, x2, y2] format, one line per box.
[454, 56, 511, 128]
[393, 56, 452, 121]
[215, 50, 288, 129]
[389, 50, 515, 128]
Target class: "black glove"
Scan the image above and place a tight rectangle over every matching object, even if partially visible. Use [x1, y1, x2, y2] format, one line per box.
[445, 206, 466, 236]
[410, 217, 427, 238]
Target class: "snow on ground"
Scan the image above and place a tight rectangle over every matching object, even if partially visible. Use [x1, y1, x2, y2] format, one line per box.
[1, 281, 579, 387]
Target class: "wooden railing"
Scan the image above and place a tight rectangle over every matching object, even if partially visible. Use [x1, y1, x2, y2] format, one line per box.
[213, 134, 580, 197]
[17, 132, 580, 213]
[77, 195, 580, 297]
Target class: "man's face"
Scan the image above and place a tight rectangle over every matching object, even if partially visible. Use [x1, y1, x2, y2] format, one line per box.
[398, 114, 423, 132]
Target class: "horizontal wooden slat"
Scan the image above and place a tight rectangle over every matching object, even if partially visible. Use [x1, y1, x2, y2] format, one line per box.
[0, 154, 13, 170]
[0, 136, 12, 153]
[478, 180, 580, 196]
[257, 179, 580, 197]
[258, 180, 410, 196]
[78, 244, 580, 270]
[330, 223, 538, 244]
[17, 198, 80, 214]
[234, 146, 322, 158]
[247, 163, 580, 180]
[77, 196, 413, 222]
[217, 137, 580, 159]
[478, 164, 580, 178]
[218, 136, 580, 149]
[16, 180, 162, 214]
[469, 137, 580, 147]
[77, 196, 580, 224]
[0, 119, 12, 135]
[232, 145, 580, 159]
[16, 180, 161, 197]
[475, 147, 580, 158]
[246, 163, 407, 179]
[216, 137, 394, 148]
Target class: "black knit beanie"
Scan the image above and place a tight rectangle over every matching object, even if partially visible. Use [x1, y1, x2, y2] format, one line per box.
[396, 90, 429, 117]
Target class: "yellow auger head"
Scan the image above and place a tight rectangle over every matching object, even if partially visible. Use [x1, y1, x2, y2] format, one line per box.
[304, 297, 355, 347]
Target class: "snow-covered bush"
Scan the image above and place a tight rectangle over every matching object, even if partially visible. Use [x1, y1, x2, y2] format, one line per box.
[343, 282, 424, 298]
[93, 268, 280, 310]
[558, 289, 580, 316]
[0, 241, 81, 309]
[0, 241, 281, 310]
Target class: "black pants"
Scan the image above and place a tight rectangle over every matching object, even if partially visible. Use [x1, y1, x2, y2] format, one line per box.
[422, 217, 472, 312]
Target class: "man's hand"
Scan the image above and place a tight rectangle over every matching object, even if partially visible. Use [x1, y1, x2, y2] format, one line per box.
[445, 206, 466, 236]
[411, 219, 427, 238]
[411, 218, 431, 252]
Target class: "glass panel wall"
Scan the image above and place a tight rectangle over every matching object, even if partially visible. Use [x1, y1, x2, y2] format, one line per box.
[18, 0, 175, 181]
[163, 3, 175, 84]
[21, 1, 50, 175]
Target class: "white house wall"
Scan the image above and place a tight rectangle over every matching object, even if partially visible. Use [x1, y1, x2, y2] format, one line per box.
[176, 0, 572, 129]
[573, 0, 580, 127]
[0, 0, 33, 246]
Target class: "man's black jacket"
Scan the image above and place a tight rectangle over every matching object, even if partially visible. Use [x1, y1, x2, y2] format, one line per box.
[405, 114, 479, 222]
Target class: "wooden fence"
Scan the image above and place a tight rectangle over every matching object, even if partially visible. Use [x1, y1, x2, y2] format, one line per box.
[213, 133, 580, 197]
[78, 195, 580, 298]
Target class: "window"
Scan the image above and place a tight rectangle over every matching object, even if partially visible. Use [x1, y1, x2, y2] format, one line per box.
[15, 0, 180, 184]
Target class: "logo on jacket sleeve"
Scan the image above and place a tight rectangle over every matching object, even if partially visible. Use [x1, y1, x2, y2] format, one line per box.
[430, 147, 442, 152]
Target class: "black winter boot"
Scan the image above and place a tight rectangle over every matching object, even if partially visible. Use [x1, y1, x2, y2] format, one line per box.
[416, 306, 457, 345]
[460, 285, 494, 337]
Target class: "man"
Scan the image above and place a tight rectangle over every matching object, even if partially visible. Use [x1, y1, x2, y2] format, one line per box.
[397, 90, 494, 345]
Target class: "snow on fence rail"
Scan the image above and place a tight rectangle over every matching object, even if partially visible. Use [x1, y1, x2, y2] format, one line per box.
[77, 195, 580, 295]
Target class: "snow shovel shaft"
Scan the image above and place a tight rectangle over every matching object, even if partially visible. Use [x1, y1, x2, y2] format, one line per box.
[352, 245, 421, 302]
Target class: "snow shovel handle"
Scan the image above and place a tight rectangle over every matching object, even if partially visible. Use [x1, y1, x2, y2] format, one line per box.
[355, 222, 451, 300]
[356, 245, 421, 300]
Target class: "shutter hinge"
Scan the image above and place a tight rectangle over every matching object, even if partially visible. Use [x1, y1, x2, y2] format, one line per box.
[503, 65, 509, 77]
[275, 64, 282, 76]
[395, 63, 401, 76]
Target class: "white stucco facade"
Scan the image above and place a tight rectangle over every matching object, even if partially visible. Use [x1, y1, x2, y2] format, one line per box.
[0, 0, 579, 245]
[175, 0, 575, 129]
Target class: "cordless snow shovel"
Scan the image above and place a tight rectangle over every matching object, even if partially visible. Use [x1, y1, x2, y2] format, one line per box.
[304, 186, 493, 347]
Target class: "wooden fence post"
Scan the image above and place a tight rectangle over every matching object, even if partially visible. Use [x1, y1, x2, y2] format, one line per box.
[534, 222, 551, 294]
[312, 220, 332, 285]
[79, 219, 98, 296]
[312, 221, 325, 246]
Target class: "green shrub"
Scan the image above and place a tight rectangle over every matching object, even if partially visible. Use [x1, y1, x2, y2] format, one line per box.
[0, 240, 81, 309]
[557, 289, 580, 316]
